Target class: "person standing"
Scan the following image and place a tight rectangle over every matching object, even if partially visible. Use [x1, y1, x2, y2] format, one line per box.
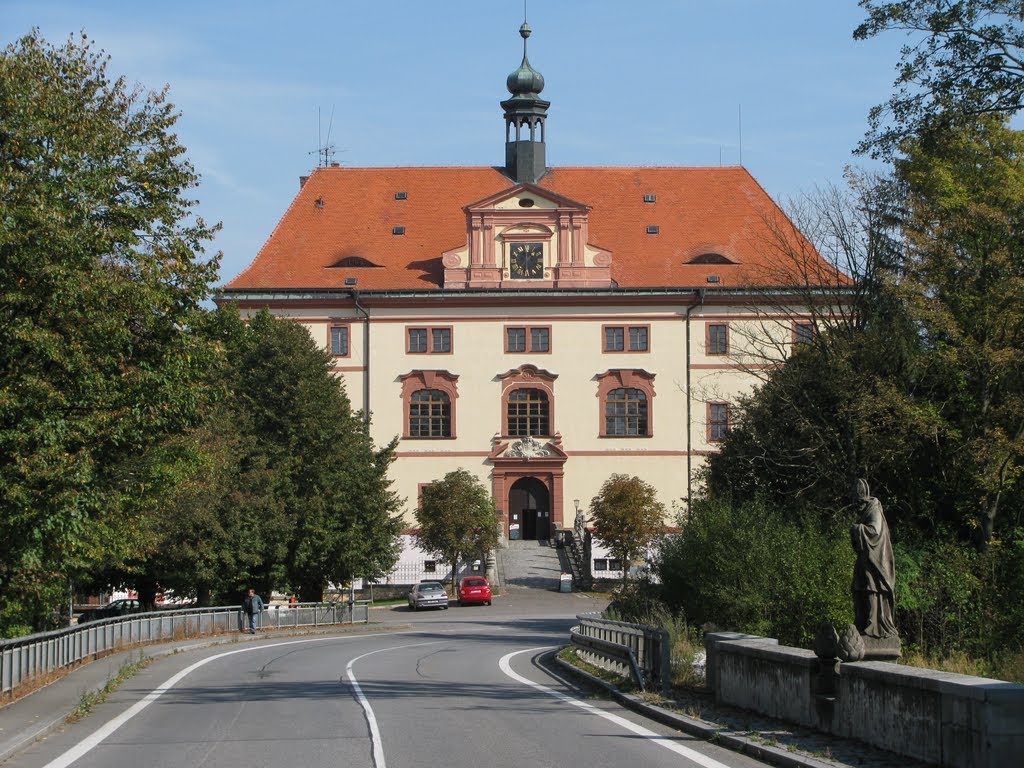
[242, 588, 264, 634]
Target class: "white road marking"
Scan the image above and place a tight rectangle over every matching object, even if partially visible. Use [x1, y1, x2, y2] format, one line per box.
[39, 632, 410, 768]
[344, 641, 442, 768]
[498, 647, 735, 768]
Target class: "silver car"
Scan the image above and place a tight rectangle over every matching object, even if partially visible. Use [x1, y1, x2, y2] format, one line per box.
[408, 581, 449, 611]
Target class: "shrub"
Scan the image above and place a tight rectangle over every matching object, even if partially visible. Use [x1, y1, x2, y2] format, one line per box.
[655, 498, 854, 646]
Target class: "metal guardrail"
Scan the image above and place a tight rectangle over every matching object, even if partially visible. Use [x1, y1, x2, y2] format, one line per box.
[571, 613, 671, 694]
[0, 601, 369, 699]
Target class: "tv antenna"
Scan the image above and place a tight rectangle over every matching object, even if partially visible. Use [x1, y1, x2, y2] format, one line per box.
[310, 106, 340, 167]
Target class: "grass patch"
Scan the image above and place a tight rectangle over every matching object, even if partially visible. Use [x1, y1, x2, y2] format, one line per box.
[67, 653, 153, 724]
[901, 647, 1024, 682]
[558, 647, 637, 691]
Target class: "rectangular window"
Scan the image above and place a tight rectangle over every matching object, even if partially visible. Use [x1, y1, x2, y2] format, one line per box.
[604, 325, 649, 352]
[608, 559, 623, 571]
[424, 560, 436, 573]
[708, 323, 728, 355]
[506, 327, 526, 353]
[432, 327, 451, 353]
[593, 559, 608, 572]
[794, 321, 815, 346]
[530, 327, 550, 352]
[505, 326, 551, 353]
[409, 390, 451, 438]
[708, 402, 730, 443]
[604, 326, 625, 352]
[407, 326, 452, 354]
[408, 328, 428, 353]
[330, 324, 349, 356]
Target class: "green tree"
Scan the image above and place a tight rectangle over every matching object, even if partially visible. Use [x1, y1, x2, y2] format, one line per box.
[415, 470, 499, 591]
[223, 309, 402, 601]
[855, 0, 1024, 155]
[589, 474, 666, 586]
[894, 115, 1024, 549]
[0, 32, 219, 633]
[113, 402, 286, 607]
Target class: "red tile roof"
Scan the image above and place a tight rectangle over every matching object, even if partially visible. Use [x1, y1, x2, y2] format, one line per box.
[224, 165, 825, 292]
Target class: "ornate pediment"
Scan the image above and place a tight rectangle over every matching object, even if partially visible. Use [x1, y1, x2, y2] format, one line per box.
[442, 183, 612, 290]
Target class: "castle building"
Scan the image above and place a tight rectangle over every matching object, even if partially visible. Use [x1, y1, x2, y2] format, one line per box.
[219, 23, 824, 578]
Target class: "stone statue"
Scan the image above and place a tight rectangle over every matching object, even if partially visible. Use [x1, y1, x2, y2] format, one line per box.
[573, 507, 585, 540]
[850, 479, 897, 639]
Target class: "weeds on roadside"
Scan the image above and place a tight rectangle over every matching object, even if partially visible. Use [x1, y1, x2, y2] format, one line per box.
[67, 653, 153, 724]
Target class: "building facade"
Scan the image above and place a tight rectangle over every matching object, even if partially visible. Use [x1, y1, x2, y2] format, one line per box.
[219, 24, 825, 576]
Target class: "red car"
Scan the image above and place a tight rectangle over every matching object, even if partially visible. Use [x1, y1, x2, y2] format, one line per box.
[457, 576, 492, 606]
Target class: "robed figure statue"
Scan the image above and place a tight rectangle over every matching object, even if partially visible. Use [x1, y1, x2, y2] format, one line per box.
[850, 479, 897, 639]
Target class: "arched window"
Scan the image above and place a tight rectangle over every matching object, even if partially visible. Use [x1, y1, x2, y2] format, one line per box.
[507, 388, 549, 437]
[399, 370, 459, 439]
[596, 369, 655, 437]
[605, 388, 648, 436]
[409, 390, 451, 438]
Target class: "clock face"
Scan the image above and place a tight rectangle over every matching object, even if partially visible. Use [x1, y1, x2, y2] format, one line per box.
[509, 242, 544, 279]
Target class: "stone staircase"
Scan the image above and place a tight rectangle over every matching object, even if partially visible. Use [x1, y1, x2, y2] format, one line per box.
[496, 539, 572, 590]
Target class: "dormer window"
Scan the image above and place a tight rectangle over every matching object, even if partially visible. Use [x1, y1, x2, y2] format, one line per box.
[689, 253, 734, 265]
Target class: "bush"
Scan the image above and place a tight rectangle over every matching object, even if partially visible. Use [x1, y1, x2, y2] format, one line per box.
[603, 583, 705, 688]
[655, 498, 854, 646]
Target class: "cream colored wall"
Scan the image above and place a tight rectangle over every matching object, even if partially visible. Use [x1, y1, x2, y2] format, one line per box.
[251, 300, 802, 530]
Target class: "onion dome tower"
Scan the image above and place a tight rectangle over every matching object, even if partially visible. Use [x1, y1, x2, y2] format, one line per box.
[501, 22, 550, 184]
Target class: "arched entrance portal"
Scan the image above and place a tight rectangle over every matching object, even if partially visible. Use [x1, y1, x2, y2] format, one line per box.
[508, 477, 551, 541]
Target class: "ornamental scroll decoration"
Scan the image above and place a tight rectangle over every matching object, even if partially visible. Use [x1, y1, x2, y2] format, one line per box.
[505, 435, 553, 458]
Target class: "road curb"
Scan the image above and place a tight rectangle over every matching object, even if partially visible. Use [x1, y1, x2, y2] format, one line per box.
[549, 650, 837, 768]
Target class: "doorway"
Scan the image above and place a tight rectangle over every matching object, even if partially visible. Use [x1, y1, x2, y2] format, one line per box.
[508, 477, 551, 541]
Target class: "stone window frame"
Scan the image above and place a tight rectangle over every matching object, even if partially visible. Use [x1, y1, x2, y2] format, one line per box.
[406, 325, 454, 355]
[329, 321, 351, 357]
[596, 369, 656, 438]
[498, 365, 558, 438]
[399, 370, 459, 439]
[408, 390, 452, 439]
[707, 401, 731, 443]
[602, 324, 651, 353]
[707, 323, 729, 356]
[792, 320, 816, 346]
[504, 324, 552, 354]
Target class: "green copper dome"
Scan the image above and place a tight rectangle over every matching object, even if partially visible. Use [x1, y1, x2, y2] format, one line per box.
[506, 22, 544, 96]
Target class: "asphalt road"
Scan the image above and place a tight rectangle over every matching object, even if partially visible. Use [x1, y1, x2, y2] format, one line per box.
[4, 590, 773, 768]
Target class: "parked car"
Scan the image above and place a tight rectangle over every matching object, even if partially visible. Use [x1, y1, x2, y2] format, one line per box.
[77, 598, 143, 623]
[407, 581, 449, 611]
[457, 576, 492, 606]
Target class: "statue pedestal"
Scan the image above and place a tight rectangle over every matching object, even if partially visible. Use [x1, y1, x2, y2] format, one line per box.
[860, 635, 901, 663]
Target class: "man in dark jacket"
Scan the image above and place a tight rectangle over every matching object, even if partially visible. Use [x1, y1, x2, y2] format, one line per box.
[242, 588, 264, 633]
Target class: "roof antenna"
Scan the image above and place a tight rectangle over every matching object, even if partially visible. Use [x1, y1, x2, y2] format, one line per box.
[310, 106, 340, 168]
[738, 104, 743, 167]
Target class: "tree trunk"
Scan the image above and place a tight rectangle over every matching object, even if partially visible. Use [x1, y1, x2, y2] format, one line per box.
[137, 577, 159, 611]
[298, 581, 323, 603]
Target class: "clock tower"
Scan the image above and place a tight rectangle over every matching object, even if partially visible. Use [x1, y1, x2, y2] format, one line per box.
[502, 22, 549, 185]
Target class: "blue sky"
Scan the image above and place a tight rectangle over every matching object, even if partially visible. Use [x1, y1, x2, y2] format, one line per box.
[3, 1, 906, 286]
